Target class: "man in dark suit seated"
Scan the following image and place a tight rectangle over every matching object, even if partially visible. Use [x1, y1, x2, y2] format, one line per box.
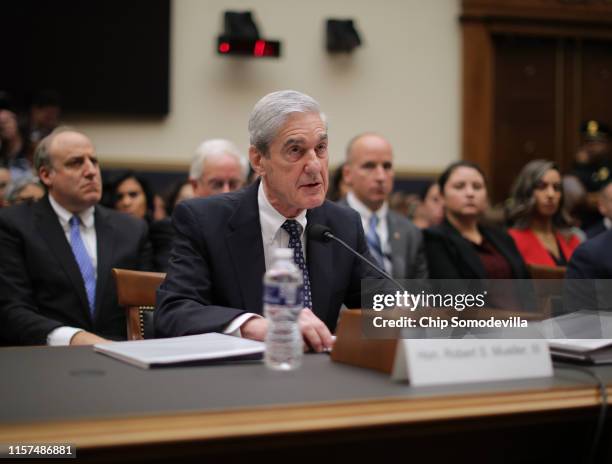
[340, 133, 428, 279]
[155, 90, 379, 351]
[565, 229, 612, 312]
[0, 128, 152, 346]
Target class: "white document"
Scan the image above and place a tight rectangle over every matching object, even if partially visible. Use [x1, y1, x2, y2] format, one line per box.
[94, 333, 264, 369]
[392, 339, 553, 386]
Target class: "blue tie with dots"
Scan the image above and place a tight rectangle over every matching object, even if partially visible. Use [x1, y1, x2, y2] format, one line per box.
[69, 215, 96, 315]
[281, 220, 312, 310]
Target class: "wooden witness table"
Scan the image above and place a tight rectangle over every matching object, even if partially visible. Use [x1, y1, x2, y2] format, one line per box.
[1, 346, 611, 463]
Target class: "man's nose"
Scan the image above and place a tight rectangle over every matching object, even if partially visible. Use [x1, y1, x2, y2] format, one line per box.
[304, 149, 322, 174]
[221, 182, 231, 193]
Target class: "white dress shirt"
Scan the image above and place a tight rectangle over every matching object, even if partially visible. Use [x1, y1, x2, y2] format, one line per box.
[224, 182, 308, 336]
[46, 195, 97, 346]
[346, 191, 392, 274]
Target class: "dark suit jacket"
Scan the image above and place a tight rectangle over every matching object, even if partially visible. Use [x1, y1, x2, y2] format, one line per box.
[339, 198, 428, 279]
[565, 229, 612, 312]
[567, 229, 612, 279]
[585, 220, 608, 239]
[155, 182, 379, 337]
[0, 196, 153, 345]
[424, 220, 530, 279]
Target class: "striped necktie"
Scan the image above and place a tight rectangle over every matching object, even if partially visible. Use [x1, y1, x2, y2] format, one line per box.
[366, 214, 385, 269]
[69, 215, 96, 315]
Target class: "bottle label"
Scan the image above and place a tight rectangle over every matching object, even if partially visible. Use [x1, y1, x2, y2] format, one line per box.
[264, 284, 304, 306]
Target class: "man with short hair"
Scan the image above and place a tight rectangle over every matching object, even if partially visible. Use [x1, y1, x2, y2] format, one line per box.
[150, 139, 248, 271]
[156, 91, 378, 351]
[0, 128, 152, 346]
[189, 139, 247, 197]
[586, 181, 612, 238]
[342, 133, 428, 279]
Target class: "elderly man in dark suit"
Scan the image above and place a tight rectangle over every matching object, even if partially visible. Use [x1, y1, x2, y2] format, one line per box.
[155, 90, 379, 351]
[341, 133, 428, 279]
[0, 128, 152, 346]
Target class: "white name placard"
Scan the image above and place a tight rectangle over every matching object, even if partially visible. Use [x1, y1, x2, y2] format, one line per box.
[392, 339, 553, 386]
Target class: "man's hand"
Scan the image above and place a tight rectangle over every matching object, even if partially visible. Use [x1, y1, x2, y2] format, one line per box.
[69, 331, 109, 346]
[240, 317, 268, 341]
[298, 308, 334, 353]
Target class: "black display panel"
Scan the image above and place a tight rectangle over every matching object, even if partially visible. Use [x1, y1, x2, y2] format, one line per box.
[1, 0, 170, 115]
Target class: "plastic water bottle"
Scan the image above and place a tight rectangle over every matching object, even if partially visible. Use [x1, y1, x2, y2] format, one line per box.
[264, 248, 303, 370]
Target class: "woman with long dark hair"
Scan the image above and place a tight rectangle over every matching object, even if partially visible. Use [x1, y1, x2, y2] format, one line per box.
[507, 160, 581, 267]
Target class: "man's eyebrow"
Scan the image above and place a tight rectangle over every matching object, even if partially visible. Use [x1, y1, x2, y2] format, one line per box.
[318, 134, 328, 142]
[282, 137, 306, 149]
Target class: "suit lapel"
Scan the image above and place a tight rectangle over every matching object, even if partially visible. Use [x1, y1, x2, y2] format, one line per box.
[306, 206, 333, 321]
[36, 196, 91, 320]
[387, 213, 405, 278]
[227, 183, 266, 313]
[442, 221, 486, 278]
[94, 206, 114, 320]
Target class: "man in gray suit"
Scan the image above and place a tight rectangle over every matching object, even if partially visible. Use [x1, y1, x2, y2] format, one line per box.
[341, 133, 428, 279]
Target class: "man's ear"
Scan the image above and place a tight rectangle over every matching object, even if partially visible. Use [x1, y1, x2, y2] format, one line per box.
[342, 163, 352, 187]
[249, 146, 265, 177]
[38, 166, 53, 189]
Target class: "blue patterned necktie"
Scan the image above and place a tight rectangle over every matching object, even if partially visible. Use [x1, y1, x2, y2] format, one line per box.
[69, 215, 96, 315]
[366, 214, 385, 269]
[281, 220, 312, 309]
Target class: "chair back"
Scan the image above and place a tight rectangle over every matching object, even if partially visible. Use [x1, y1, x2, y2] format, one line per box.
[526, 264, 566, 317]
[112, 268, 166, 340]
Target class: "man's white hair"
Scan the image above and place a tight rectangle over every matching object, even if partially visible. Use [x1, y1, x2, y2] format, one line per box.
[189, 139, 248, 181]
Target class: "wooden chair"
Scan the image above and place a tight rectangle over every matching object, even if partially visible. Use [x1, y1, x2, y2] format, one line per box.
[527, 263, 566, 280]
[112, 268, 166, 340]
[526, 264, 566, 317]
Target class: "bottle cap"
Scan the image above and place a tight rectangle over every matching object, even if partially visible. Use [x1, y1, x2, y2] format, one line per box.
[274, 248, 293, 259]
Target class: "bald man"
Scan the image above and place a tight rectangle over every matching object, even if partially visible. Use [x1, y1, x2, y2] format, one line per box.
[341, 133, 428, 279]
[0, 128, 152, 346]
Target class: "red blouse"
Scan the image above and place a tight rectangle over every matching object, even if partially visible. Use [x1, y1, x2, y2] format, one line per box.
[508, 228, 580, 267]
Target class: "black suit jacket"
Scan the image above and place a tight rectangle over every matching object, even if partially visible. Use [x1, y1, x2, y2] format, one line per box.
[155, 182, 379, 337]
[424, 220, 530, 279]
[0, 196, 153, 345]
[565, 229, 612, 312]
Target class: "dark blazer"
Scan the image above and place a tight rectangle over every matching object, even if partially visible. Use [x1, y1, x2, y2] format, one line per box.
[567, 229, 612, 279]
[0, 196, 153, 345]
[339, 198, 428, 279]
[585, 220, 608, 240]
[565, 229, 612, 312]
[424, 220, 530, 279]
[155, 182, 379, 337]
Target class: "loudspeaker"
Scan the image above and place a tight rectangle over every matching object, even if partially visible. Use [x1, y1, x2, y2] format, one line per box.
[326, 19, 362, 53]
[223, 11, 260, 39]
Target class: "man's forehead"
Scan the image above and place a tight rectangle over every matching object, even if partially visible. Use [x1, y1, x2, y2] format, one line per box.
[50, 132, 94, 156]
[202, 153, 242, 172]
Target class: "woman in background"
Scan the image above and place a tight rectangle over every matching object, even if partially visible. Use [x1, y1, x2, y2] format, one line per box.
[109, 171, 154, 222]
[507, 160, 580, 267]
[424, 161, 530, 279]
[107, 171, 171, 271]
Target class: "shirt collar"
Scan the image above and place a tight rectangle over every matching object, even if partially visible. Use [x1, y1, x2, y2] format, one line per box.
[605, 217, 612, 230]
[258, 181, 307, 244]
[48, 194, 95, 229]
[346, 191, 388, 220]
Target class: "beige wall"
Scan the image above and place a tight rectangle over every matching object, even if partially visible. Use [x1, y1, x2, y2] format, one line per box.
[64, 0, 460, 173]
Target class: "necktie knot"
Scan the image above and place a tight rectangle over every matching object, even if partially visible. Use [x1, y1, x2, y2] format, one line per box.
[281, 219, 301, 238]
[69, 215, 80, 228]
[369, 214, 379, 229]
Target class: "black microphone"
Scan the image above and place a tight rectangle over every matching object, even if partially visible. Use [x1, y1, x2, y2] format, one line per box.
[308, 224, 406, 292]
